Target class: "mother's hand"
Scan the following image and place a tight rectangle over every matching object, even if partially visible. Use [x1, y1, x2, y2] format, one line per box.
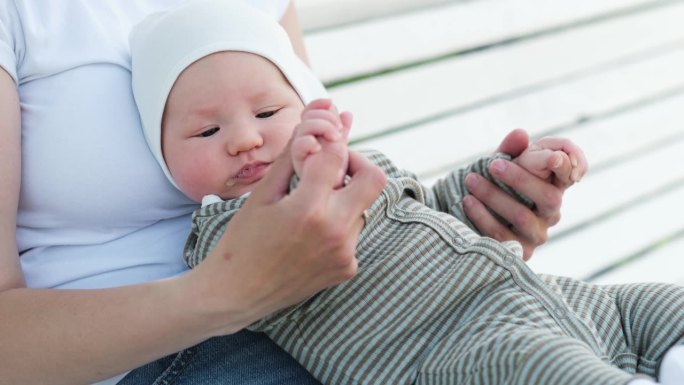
[463, 129, 563, 260]
[183, 144, 386, 336]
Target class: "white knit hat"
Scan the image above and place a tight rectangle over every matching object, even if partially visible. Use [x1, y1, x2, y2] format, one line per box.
[130, 0, 328, 188]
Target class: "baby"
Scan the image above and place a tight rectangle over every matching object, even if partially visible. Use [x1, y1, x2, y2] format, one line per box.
[130, 1, 684, 385]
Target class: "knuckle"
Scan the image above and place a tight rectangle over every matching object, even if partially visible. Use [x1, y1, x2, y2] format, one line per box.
[338, 257, 358, 280]
[511, 206, 534, 230]
[522, 244, 535, 261]
[463, 199, 480, 219]
[371, 167, 388, 190]
[326, 225, 348, 247]
[492, 170, 521, 192]
[301, 109, 315, 120]
[548, 212, 561, 226]
[545, 188, 563, 209]
[539, 188, 563, 214]
[301, 207, 326, 228]
[290, 136, 306, 149]
[297, 122, 314, 134]
[488, 227, 509, 242]
[532, 230, 549, 246]
[516, 220, 548, 247]
[329, 247, 357, 278]
[472, 177, 495, 199]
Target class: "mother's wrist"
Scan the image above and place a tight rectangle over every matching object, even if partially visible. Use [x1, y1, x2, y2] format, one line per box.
[173, 268, 255, 337]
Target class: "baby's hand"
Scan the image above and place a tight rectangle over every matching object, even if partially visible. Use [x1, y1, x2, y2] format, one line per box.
[291, 99, 351, 188]
[512, 136, 588, 190]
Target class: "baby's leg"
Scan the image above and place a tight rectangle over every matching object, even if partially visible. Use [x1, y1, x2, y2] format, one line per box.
[600, 283, 684, 380]
[417, 327, 633, 385]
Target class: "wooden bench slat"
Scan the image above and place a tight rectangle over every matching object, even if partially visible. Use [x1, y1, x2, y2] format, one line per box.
[301, 1, 684, 283]
[330, 3, 684, 142]
[411, 93, 684, 242]
[305, 0, 666, 83]
[551, 148, 683, 240]
[297, 0, 452, 32]
[590, 235, 684, 285]
[354, 46, 684, 178]
[394, 94, 684, 248]
[528, 178, 684, 280]
[358, 91, 684, 280]
[547, 96, 684, 236]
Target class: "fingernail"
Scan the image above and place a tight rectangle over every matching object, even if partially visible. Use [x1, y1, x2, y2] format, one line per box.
[465, 173, 479, 189]
[492, 160, 507, 174]
[553, 155, 563, 169]
[571, 168, 580, 182]
[571, 155, 578, 167]
[462, 195, 474, 208]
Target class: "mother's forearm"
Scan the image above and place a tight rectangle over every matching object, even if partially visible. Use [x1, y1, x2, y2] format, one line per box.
[0, 276, 212, 385]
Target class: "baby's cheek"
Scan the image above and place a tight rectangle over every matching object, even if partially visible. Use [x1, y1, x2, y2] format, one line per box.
[176, 163, 218, 201]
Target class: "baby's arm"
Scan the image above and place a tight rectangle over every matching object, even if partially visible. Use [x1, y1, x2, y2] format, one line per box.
[291, 99, 351, 188]
[512, 137, 588, 190]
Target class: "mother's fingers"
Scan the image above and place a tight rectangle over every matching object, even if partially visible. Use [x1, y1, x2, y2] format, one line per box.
[291, 149, 348, 208]
[462, 190, 543, 261]
[196, 153, 383, 332]
[487, 159, 563, 223]
[334, 151, 387, 215]
[247, 141, 295, 205]
[462, 194, 516, 241]
[465, 173, 547, 239]
[495, 128, 530, 157]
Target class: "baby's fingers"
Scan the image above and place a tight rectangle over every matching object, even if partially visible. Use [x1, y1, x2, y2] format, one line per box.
[296, 119, 342, 142]
[513, 148, 557, 180]
[535, 137, 588, 182]
[302, 106, 342, 130]
[339, 111, 353, 141]
[291, 135, 322, 164]
[548, 150, 574, 189]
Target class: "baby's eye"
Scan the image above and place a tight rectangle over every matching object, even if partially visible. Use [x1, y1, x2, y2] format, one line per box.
[256, 109, 280, 119]
[199, 127, 219, 137]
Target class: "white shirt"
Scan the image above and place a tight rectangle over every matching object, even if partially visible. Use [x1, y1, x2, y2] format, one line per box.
[0, 0, 289, 383]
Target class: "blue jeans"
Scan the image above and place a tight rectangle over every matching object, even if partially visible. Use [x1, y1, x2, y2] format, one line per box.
[118, 330, 321, 385]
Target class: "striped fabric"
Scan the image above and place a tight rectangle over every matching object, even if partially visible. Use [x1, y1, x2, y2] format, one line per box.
[185, 150, 684, 385]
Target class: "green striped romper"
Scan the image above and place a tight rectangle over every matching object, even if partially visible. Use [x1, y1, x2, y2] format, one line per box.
[184, 150, 684, 385]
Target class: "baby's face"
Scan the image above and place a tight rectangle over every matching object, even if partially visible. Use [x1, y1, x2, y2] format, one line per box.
[162, 51, 304, 202]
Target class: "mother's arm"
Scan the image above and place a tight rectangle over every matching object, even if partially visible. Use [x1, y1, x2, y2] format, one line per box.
[0, 70, 219, 383]
[279, 0, 310, 65]
[464, 129, 565, 260]
[0, 68, 22, 291]
[0, 68, 386, 384]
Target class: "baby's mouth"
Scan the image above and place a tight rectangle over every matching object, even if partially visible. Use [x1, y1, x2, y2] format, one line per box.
[237, 164, 263, 178]
[226, 162, 269, 186]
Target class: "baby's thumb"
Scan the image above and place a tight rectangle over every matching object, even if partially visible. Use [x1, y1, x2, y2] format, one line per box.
[339, 111, 353, 141]
[514, 149, 555, 180]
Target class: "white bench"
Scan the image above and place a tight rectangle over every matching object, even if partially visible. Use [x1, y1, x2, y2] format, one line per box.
[298, 0, 684, 285]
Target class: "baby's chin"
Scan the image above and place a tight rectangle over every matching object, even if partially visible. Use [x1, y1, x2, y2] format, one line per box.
[195, 190, 247, 206]
[184, 189, 243, 204]
[185, 169, 270, 203]
[216, 184, 257, 201]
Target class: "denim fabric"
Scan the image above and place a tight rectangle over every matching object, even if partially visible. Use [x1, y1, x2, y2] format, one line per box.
[118, 330, 321, 385]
